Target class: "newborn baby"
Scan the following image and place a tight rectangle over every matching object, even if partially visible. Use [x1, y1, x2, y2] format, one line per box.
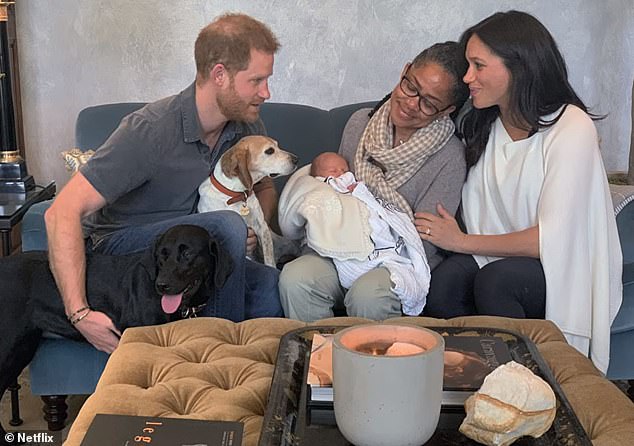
[310, 152, 358, 193]
[301, 151, 429, 314]
[279, 151, 431, 315]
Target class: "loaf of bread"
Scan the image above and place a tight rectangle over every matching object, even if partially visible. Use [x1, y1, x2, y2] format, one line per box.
[459, 361, 556, 446]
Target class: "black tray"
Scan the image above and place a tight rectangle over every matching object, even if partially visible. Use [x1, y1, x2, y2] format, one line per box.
[258, 325, 592, 446]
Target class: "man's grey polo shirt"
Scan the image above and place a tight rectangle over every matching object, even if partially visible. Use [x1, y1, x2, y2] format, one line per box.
[80, 82, 264, 246]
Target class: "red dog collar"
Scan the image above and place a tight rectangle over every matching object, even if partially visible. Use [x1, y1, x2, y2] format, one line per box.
[209, 173, 252, 205]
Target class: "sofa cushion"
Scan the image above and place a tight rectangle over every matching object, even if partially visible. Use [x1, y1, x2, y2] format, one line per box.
[64, 316, 634, 446]
[260, 101, 376, 191]
[75, 102, 147, 151]
[260, 103, 330, 168]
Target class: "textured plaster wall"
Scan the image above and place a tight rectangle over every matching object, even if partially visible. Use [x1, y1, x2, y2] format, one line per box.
[14, 0, 634, 189]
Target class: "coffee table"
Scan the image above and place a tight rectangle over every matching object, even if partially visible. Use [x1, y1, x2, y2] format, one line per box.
[62, 317, 634, 446]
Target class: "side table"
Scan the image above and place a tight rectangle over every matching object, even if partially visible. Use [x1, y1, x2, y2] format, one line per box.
[0, 181, 56, 426]
[0, 181, 56, 256]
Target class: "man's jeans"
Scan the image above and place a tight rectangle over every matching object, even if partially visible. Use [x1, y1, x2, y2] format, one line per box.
[91, 210, 282, 321]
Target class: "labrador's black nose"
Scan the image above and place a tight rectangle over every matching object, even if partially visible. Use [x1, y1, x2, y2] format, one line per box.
[155, 281, 171, 294]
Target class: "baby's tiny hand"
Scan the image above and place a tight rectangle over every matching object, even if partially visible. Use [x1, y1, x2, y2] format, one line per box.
[347, 183, 358, 191]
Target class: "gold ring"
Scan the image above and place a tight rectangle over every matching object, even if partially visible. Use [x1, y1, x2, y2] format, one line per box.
[425, 227, 431, 235]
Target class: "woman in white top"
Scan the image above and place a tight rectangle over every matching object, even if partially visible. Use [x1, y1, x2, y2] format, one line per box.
[416, 10, 622, 373]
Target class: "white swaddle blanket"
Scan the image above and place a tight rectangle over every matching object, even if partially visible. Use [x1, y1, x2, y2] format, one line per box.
[279, 166, 431, 315]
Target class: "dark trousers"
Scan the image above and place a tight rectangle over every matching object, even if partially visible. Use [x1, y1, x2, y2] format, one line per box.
[423, 254, 546, 319]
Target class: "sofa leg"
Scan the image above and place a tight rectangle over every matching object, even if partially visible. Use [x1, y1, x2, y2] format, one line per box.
[8, 379, 23, 426]
[41, 395, 68, 431]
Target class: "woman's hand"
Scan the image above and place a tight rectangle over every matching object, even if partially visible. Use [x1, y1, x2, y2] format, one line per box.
[416, 204, 540, 258]
[415, 203, 467, 252]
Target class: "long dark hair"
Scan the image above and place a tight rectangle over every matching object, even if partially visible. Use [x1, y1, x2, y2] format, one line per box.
[459, 10, 600, 168]
[370, 41, 469, 122]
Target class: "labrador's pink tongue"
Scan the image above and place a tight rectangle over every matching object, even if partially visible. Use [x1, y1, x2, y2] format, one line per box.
[161, 293, 183, 314]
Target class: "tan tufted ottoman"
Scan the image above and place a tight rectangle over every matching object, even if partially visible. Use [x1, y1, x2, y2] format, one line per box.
[64, 316, 634, 446]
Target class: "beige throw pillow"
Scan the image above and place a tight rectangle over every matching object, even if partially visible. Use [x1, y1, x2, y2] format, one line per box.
[61, 148, 95, 175]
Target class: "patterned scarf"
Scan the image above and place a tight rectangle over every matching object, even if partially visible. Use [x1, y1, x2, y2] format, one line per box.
[354, 99, 455, 220]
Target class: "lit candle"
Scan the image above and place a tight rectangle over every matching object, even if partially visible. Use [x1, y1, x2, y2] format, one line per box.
[385, 342, 426, 356]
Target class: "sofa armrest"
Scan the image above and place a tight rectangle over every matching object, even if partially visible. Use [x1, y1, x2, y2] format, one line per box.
[607, 184, 634, 378]
[611, 184, 634, 264]
[21, 199, 53, 252]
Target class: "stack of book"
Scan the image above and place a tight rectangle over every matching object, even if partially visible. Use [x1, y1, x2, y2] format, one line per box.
[307, 332, 512, 407]
[80, 414, 243, 446]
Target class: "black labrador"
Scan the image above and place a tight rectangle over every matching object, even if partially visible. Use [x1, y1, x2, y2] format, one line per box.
[0, 224, 232, 439]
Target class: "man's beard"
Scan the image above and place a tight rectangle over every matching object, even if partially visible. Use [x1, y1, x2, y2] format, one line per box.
[217, 84, 258, 123]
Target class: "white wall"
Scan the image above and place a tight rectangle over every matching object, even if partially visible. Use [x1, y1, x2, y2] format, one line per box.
[15, 0, 634, 189]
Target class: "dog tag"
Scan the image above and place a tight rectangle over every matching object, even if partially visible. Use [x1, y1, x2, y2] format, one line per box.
[239, 204, 250, 216]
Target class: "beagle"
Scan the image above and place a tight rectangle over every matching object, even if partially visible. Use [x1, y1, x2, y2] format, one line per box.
[198, 135, 298, 267]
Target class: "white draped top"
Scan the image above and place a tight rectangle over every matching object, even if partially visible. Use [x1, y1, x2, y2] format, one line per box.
[461, 105, 622, 374]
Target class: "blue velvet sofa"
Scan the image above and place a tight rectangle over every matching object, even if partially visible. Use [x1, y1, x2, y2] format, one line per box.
[20, 100, 634, 429]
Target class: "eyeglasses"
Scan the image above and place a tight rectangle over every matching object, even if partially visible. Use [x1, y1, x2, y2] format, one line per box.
[399, 63, 452, 117]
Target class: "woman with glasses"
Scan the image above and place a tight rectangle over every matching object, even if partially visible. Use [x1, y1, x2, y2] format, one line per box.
[279, 42, 469, 322]
[417, 11, 621, 373]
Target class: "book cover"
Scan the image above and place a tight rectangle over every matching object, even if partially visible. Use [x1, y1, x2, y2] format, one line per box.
[80, 414, 243, 446]
[441, 335, 512, 405]
[307, 333, 334, 402]
[306, 333, 512, 406]
[443, 335, 512, 391]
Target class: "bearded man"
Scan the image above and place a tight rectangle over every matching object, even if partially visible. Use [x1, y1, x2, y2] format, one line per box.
[45, 13, 283, 354]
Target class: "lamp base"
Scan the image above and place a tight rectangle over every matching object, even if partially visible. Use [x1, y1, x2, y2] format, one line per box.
[0, 157, 35, 192]
[0, 174, 34, 193]
[0, 158, 28, 180]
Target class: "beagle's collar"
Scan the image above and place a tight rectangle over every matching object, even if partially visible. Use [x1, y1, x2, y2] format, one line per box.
[209, 173, 252, 205]
[180, 302, 207, 319]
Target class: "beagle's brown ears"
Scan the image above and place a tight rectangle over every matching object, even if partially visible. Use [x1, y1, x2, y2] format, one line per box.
[221, 142, 253, 189]
[236, 149, 253, 190]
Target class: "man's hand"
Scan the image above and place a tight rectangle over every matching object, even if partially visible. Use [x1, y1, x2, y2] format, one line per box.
[246, 227, 258, 256]
[75, 310, 121, 353]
